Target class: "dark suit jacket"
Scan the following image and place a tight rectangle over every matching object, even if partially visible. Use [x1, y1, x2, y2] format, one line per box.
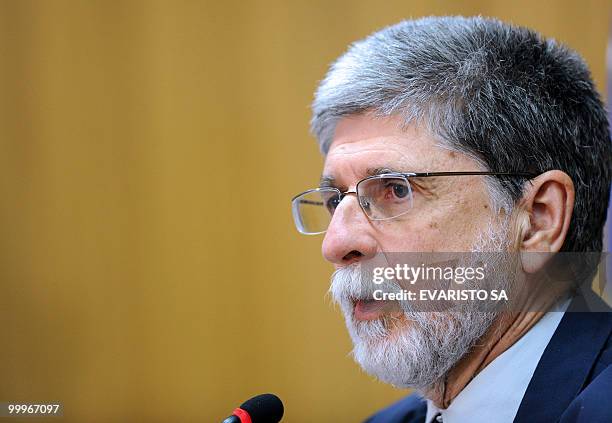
[364, 290, 612, 423]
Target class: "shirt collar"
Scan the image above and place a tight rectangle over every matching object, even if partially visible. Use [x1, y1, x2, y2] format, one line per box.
[424, 299, 570, 423]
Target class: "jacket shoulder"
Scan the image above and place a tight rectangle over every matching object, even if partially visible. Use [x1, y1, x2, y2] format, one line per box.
[560, 364, 612, 422]
[364, 393, 427, 423]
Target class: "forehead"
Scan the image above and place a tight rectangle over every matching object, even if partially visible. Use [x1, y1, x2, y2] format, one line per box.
[323, 114, 478, 181]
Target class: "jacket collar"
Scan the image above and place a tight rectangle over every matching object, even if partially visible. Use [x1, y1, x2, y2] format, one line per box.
[513, 289, 612, 422]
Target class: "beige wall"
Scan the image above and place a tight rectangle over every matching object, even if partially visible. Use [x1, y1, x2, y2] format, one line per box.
[1, 1, 610, 421]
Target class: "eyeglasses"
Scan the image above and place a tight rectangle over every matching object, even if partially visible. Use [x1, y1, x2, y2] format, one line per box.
[291, 171, 537, 235]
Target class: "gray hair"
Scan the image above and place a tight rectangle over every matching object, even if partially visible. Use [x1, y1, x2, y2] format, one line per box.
[311, 16, 611, 253]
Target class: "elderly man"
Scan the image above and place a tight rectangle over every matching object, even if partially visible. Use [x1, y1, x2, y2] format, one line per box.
[291, 17, 612, 423]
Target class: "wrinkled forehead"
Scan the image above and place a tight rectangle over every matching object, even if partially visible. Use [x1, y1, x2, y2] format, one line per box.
[322, 114, 481, 186]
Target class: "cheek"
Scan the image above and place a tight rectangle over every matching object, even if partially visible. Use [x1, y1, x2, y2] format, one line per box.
[439, 199, 493, 250]
[372, 194, 493, 252]
[371, 219, 445, 251]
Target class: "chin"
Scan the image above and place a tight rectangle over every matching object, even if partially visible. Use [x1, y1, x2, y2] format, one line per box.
[344, 307, 498, 391]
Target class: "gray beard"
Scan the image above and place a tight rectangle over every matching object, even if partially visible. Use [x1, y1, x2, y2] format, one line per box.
[329, 220, 513, 392]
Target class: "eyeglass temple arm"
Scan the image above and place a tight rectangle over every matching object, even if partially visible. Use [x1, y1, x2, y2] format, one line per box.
[407, 171, 538, 178]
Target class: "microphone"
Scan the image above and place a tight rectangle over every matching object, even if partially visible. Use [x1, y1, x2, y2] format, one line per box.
[222, 393, 284, 423]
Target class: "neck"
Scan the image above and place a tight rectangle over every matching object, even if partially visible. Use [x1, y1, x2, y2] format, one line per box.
[423, 280, 570, 409]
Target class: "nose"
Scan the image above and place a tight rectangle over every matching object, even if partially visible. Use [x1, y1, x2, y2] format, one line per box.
[322, 194, 378, 266]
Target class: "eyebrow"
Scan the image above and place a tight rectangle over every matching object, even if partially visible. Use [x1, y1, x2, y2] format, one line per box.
[320, 166, 405, 188]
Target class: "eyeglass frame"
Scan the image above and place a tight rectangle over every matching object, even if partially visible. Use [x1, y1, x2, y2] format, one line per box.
[291, 171, 539, 235]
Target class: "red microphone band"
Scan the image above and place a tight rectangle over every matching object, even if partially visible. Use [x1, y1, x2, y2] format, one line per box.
[232, 408, 252, 423]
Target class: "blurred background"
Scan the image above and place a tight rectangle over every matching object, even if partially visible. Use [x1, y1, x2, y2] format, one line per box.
[1, 0, 610, 421]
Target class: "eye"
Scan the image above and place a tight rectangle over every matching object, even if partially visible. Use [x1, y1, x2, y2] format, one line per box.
[382, 180, 410, 199]
[325, 195, 341, 213]
[391, 182, 410, 198]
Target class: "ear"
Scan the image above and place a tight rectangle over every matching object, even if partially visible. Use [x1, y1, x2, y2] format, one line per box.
[517, 170, 574, 273]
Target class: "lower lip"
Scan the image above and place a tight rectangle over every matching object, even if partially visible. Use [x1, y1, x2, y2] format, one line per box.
[354, 299, 400, 321]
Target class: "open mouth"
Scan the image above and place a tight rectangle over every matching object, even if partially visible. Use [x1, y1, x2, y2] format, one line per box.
[353, 298, 401, 321]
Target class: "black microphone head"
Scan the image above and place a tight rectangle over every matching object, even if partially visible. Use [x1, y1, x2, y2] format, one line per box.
[240, 393, 284, 423]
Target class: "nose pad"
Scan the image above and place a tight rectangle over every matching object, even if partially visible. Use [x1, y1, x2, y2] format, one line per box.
[358, 196, 371, 215]
[331, 191, 363, 225]
[322, 193, 378, 266]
